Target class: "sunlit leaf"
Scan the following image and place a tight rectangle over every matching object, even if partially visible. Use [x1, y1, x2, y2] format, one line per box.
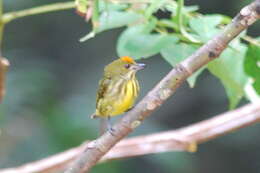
[244, 43, 260, 95]
[117, 21, 179, 59]
[97, 11, 143, 33]
[183, 5, 199, 13]
[189, 15, 223, 42]
[207, 44, 248, 109]
[75, 0, 88, 14]
[161, 42, 203, 87]
[80, 11, 143, 41]
[99, 1, 128, 11]
[145, 0, 169, 19]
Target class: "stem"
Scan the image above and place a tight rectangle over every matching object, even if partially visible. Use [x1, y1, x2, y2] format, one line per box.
[0, 0, 9, 102]
[92, 0, 100, 30]
[176, 0, 182, 32]
[2, 2, 76, 24]
[176, 0, 200, 43]
[0, 0, 4, 48]
[242, 35, 260, 47]
[0, 0, 2, 15]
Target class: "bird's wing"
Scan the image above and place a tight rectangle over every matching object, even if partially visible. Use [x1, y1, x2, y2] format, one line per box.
[96, 77, 110, 107]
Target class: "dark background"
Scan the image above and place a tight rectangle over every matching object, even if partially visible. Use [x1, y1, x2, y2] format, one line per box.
[0, 0, 260, 172]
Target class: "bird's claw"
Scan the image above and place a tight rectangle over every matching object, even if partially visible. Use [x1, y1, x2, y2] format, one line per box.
[108, 127, 116, 136]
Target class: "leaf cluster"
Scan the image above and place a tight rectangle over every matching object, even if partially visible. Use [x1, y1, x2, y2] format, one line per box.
[76, 0, 260, 108]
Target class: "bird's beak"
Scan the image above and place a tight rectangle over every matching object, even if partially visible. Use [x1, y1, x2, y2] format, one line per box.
[134, 63, 146, 71]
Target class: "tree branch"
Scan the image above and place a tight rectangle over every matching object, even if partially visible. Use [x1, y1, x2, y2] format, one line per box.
[63, 0, 260, 172]
[0, 102, 260, 173]
[1, 2, 75, 24]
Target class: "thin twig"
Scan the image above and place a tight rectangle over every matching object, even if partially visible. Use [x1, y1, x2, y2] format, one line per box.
[242, 35, 260, 47]
[63, 1, 260, 172]
[1, 2, 76, 24]
[0, 103, 260, 173]
[0, 57, 9, 102]
[0, 0, 2, 18]
[0, 0, 8, 102]
[0, 0, 3, 48]
[176, 0, 200, 43]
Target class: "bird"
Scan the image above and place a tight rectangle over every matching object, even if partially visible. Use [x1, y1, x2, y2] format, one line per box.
[91, 56, 146, 134]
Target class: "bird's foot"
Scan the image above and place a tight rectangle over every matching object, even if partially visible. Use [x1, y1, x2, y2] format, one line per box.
[108, 127, 116, 136]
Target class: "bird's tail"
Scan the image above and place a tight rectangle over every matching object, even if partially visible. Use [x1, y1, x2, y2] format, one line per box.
[90, 113, 98, 119]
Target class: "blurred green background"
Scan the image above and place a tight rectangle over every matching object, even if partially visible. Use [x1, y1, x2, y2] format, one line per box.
[0, 0, 260, 172]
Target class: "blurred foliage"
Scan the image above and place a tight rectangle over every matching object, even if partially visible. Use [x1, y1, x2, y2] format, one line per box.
[244, 37, 260, 95]
[0, 0, 259, 173]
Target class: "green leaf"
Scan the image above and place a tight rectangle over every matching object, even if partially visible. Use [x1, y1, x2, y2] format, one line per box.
[92, 0, 100, 31]
[99, 1, 128, 11]
[245, 82, 260, 103]
[161, 43, 197, 65]
[80, 11, 142, 42]
[244, 44, 260, 95]
[175, 0, 200, 43]
[145, 0, 168, 19]
[75, 0, 88, 14]
[207, 44, 248, 109]
[161, 1, 198, 16]
[117, 23, 179, 59]
[163, 1, 177, 15]
[161, 42, 204, 87]
[97, 11, 142, 33]
[183, 5, 199, 13]
[189, 15, 223, 42]
[187, 68, 205, 88]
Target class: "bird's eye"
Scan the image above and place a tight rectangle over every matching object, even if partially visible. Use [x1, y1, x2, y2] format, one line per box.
[124, 64, 130, 69]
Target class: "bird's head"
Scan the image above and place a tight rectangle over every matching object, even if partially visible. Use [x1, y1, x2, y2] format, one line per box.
[104, 56, 146, 78]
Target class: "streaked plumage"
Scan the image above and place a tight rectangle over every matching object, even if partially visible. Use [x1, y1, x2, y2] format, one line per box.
[92, 56, 145, 118]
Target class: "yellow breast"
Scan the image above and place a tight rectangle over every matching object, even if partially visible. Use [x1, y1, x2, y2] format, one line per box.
[110, 80, 136, 116]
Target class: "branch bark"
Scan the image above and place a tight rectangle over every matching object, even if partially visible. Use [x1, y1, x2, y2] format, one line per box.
[1, 102, 260, 173]
[63, 1, 260, 172]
